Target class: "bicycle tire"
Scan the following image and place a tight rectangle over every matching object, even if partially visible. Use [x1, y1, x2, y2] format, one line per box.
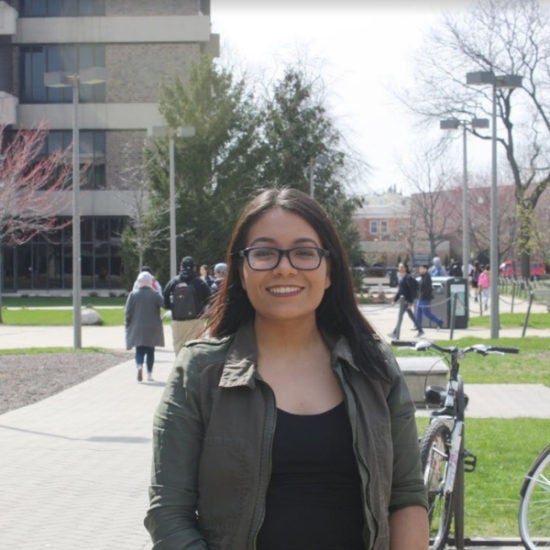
[519, 443, 550, 548]
[420, 420, 454, 550]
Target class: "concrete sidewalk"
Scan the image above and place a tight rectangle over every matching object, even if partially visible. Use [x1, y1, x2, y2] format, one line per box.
[0, 347, 175, 549]
[0, 298, 548, 549]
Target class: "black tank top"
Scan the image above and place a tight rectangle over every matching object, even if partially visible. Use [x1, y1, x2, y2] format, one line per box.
[256, 402, 365, 550]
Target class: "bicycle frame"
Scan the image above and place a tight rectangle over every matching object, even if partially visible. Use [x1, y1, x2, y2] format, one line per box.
[392, 339, 518, 550]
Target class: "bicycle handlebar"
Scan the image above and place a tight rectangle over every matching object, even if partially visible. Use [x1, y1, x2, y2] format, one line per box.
[390, 339, 519, 356]
[484, 345, 519, 354]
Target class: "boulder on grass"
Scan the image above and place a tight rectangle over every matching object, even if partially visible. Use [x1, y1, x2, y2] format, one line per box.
[81, 307, 103, 326]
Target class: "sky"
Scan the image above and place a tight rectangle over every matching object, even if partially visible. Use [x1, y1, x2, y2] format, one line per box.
[210, 1, 481, 195]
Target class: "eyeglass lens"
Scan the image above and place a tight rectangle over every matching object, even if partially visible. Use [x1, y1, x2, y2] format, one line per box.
[246, 247, 324, 270]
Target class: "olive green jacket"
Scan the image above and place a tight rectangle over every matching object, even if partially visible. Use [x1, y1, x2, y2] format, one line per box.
[144, 323, 427, 549]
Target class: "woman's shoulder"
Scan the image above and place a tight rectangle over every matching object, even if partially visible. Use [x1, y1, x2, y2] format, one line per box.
[175, 335, 234, 371]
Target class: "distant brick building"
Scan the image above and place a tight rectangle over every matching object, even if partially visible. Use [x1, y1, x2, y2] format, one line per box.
[353, 183, 542, 270]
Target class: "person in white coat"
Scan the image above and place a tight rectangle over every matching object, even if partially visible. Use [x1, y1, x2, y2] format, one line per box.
[125, 271, 165, 382]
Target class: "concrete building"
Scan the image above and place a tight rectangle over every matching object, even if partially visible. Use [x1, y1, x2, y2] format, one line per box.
[0, 0, 217, 293]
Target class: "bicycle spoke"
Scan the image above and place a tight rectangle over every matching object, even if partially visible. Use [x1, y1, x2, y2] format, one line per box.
[519, 446, 550, 548]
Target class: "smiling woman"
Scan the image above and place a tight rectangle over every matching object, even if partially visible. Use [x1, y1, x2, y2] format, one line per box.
[144, 188, 429, 549]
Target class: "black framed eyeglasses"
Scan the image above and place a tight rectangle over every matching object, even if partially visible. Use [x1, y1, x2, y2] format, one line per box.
[237, 246, 330, 271]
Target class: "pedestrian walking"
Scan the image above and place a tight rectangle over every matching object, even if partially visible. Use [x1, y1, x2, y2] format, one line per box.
[478, 264, 491, 311]
[145, 188, 428, 549]
[471, 260, 481, 302]
[389, 262, 424, 339]
[132, 265, 162, 297]
[208, 262, 227, 297]
[125, 271, 165, 382]
[199, 263, 214, 287]
[416, 264, 444, 330]
[429, 256, 447, 277]
[449, 258, 463, 277]
[163, 256, 211, 356]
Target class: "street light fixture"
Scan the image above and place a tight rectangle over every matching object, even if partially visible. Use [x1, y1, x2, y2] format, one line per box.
[44, 66, 106, 349]
[440, 116, 489, 283]
[148, 125, 196, 279]
[465, 70, 522, 338]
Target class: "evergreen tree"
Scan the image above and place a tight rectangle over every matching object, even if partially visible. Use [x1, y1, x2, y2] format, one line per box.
[146, 56, 264, 279]
[260, 69, 363, 265]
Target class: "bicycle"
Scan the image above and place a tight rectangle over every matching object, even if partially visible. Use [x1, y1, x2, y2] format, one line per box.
[518, 442, 550, 548]
[391, 339, 519, 550]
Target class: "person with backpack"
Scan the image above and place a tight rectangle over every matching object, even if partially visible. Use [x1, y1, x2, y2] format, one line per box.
[448, 258, 463, 277]
[163, 256, 211, 355]
[389, 262, 424, 339]
[415, 264, 444, 330]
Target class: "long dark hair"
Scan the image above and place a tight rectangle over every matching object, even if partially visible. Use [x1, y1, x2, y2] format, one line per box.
[208, 188, 389, 380]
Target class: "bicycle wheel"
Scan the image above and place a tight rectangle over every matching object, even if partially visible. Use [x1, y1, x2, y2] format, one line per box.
[420, 420, 454, 550]
[519, 443, 550, 548]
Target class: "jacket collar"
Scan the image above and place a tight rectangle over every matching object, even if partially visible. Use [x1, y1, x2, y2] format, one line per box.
[218, 322, 359, 389]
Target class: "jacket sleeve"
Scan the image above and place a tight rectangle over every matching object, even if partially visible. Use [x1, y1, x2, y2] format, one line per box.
[394, 278, 403, 302]
[144, 348, 209, 549]
[163, 278, 175, 310]
[383, 347, 428, 513]
[124, 293, 133, 328]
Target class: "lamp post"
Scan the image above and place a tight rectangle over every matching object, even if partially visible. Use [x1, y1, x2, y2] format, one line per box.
[148, 125, 195, 279]
[465, 71, 522, 338]
[440, 117, 489, 280]
[44, 67, 106, 349]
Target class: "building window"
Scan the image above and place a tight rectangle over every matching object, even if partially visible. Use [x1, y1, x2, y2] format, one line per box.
[45, 130, 106, 189]
[21, 45, 105, 103]
[21, 0, 105, 17]
[381, 221, 388, 234]
[4, 216, 126, 291]
[370, 221, 378, 234]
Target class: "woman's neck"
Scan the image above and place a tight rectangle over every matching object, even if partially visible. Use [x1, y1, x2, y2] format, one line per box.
[254, 316, 323, 353]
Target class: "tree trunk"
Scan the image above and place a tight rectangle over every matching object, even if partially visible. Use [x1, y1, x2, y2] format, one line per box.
[517, 201, 533, 280]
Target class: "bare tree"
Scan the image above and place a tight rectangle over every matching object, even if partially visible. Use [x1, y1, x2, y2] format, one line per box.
[468, 179, 517, 263]
[402, 149, 458, 258]
[399, 0, 550, 278]
[116, 141, 169, 281]
[0, 123, 73, 321]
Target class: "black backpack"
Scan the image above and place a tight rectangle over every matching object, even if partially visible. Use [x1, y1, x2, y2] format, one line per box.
[171, 281, 199, 321]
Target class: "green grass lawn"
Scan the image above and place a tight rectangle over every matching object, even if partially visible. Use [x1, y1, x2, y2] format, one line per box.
[469, 311, 549, 330]
[1, 307, 126, 325]
[416, 417, 550, 537]
[1, 296, 127, 308]
[0, 296, 171, 326]
[393, 336, 550, 386]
